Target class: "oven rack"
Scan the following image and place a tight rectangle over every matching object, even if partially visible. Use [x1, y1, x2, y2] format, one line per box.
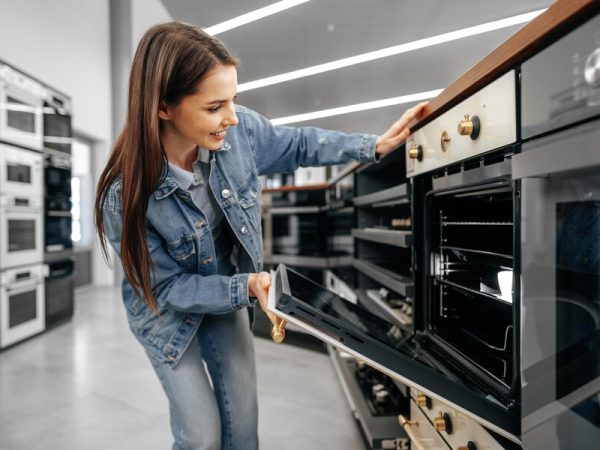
[353, 183, 409, 208]
[439, 245, 513, 261]
[442, 221, 514, 226]
[352, 259, 413, 299]
[434, 276, 513, 305]
[352, 228, 412, 248]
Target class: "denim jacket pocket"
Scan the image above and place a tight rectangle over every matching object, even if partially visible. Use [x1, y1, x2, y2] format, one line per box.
[166, 235, 196, 270]
[237, 176, 261, 235]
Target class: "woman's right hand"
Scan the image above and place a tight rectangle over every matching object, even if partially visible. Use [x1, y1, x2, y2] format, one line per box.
[248, 272, 279, 326]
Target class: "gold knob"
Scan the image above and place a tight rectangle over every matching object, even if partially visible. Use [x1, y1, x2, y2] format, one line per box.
[458, 114, 473, 135]
[416, 394, 431, 409]
[408, 144, 423, 161]
[441, 130, 451, 152]
[458, 442, 477, 450]
[434, 412, 452, 434]
[270, 318, 287, 343]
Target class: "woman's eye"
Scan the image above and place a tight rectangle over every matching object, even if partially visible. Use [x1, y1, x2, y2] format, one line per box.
[208, 106, 220, 113]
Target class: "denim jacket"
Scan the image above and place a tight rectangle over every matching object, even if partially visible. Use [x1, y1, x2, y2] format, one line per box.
[102, 105, 379, 367]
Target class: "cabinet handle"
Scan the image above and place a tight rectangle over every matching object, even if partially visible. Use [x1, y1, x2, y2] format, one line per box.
[399, 415, 426, 450]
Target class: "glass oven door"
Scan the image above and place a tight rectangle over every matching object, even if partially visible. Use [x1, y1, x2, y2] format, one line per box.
[0, 264, 45, 348]
[0, 78, 43, 150]
[268, 263, 521, 443]
[0, 197, 44, 269]
[43, 106, 72, 153]
[514, 119, 600, 449]
[0, 143, 44, 197]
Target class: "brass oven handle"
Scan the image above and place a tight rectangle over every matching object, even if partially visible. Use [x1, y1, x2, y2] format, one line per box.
[270, 317, 287, 343]
[399, 415, 426, 450]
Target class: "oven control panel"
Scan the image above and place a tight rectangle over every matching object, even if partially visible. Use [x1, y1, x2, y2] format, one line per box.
[406, 388, 509, 449]
[406, 70, 517, 177]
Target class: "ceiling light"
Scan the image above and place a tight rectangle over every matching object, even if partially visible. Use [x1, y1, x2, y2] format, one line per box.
[239, 9, 545, 92]
[204, 0, 311, 36]
[270, 89, 443, 125]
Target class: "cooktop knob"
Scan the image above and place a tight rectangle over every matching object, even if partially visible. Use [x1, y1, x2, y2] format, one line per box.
[416, 394, 432, 409]
[458, 442, 477, 450]
[441, 130, 451, 152]
[434, 412, 453, 434]
[457, 114, 480, 140]
[408, 144, 423, 161]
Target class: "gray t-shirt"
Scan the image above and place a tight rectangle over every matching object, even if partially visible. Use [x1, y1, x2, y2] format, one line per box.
[168, 148, 235, 276]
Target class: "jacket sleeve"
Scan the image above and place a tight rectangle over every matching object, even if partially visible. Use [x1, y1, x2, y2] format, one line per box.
[237, 105, 379, 177]
[102, 192, 252, 315]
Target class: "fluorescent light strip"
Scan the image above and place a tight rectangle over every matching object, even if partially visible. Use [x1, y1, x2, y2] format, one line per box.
[204, 0, 311, 36]
[240, 9, 546, 92]
[270, 89, 443, 125]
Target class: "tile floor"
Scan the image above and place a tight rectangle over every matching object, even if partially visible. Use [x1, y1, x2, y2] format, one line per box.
[0, 285, 365, 450]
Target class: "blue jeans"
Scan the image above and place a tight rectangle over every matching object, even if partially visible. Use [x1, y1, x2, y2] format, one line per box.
[148, 309, 258, 450]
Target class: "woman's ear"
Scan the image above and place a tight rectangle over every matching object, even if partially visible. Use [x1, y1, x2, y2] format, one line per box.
[158, 104, 171, 121]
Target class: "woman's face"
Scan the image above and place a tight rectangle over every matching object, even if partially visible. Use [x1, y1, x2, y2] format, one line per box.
[159, 63, 239, 152]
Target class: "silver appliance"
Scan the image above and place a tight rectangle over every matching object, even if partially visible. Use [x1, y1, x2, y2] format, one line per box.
[0, 263, 46, 348]
[0, 193, 44, 269]
[0, 143, 44, 198]
[0, 65, 43, 150]
[42, 86, 72, 154]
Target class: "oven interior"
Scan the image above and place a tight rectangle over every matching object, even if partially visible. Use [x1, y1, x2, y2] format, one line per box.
[427, 180, 518, 399]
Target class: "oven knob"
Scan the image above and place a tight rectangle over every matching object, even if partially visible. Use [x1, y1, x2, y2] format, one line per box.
[457, 114, 480, 140]
[458, 442, 478, 450]
[408, 144, 423, 161]
[416, 394, 432, 409]
[434, 412, 453, 434]
[584, 48, 600, 87]
[441, 130, 451, 152]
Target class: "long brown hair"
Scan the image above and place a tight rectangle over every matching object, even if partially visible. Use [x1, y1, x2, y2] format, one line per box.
[95, 22, 238, 312]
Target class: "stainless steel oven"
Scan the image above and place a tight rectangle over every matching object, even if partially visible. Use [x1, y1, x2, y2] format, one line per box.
[0, 143, 43, 197]
[0, 194, 44, 269]
[516, 13, 600, 447]
[44, 153, 72, 252]
[42, 87, 72, 154]
[0, 263, 46, 348]
[0, 65, 43, 150]
[45, 258, 74, 327]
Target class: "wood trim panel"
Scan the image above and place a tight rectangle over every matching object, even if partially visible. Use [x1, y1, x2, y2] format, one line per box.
[411, 0, 600, 132]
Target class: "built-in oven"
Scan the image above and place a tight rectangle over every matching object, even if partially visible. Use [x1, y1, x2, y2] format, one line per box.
[516, 12, 600, 447]
[0, 64, 43, 150]
[42, 87, 72, 154]
[0, 263, 46, 349]
[44, 153, 72, 252]
[0, 143, 43, 197]
[0, 194, 44, 269]
[45, 258, 74, 327]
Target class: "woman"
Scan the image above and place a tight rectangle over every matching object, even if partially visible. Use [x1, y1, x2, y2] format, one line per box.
[95, 21, 426, 450]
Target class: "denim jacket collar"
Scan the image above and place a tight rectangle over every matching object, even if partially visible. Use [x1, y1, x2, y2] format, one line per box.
[154, 142, 232, 200]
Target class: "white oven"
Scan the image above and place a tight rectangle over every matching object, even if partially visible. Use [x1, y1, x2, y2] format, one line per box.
[0, 65, 44, 150]
[0, 194, 43, 269]
[0, 143, 43, 197]
[0, 263, 46, 348]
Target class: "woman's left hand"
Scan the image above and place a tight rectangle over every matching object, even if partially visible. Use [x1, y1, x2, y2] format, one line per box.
[375, 101, 428, 156]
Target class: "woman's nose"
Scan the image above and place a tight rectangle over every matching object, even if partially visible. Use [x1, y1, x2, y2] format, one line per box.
[224, 107, 239, 127]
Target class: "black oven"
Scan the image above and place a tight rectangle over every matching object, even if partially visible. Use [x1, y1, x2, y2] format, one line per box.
[44, 153, 72, 253]
[42, 87, 72, 154]
[44, 257, 75, 327]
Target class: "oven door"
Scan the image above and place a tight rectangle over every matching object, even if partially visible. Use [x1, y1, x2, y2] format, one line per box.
[0, 198, 44, 269]
[268, 264, 520, 443]
[0, 81, 43, 150]
[0, 264, 45, 348]
[45, 258, 74, 327]
[0, 143, 43, 197]
[514, 119, 600, 448]
[45, 211, 72, 252]
[43, 106, 72, 153]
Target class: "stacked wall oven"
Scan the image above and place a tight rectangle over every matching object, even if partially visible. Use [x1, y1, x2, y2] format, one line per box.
[42, 86, 74, 328]
[0, 65, 46, 348]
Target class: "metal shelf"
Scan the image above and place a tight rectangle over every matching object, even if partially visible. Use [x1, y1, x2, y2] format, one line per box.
[355, 289, 413, 332]
[353, 184, 409, 208]
[267, 205, 321, 215]
[353, 228, 412, 248]
[352, 259, 413, 298]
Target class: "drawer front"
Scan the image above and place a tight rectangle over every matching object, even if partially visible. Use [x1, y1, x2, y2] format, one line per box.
[406, 70, 517, 177]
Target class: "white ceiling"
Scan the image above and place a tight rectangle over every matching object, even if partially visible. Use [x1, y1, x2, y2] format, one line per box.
[161, 0, 554, 134]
